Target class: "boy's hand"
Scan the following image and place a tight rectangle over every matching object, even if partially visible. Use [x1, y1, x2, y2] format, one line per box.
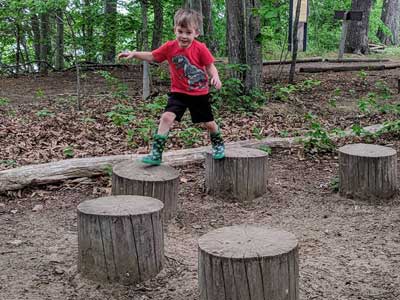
[211, 76, 222, 90]
[117, 51, 136, 60]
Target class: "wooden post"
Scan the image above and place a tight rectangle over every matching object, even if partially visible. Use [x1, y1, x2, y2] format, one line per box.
[205, 148, 269, 202]
[338, 16, 349, 59]
[198, 225, 299, 300]
[339, 143, 398, 202]
[334, 11, 363, 59]
[77, 195, 164, 284]
[112, 160, 179, 220]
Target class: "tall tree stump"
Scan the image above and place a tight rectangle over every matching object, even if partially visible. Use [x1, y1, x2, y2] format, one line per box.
[112, 160, 179, 220]
[205, 148, 268, 202]
[77, 195, 164, 284]
[198, 225, 299, 300]
[339, 143, 398, 202]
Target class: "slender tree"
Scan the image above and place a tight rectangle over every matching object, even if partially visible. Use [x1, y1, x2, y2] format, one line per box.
[151, 0, 163, 49]
[103, 0, 117, 63]
[344, 0, 373, 54]
[377, 0, 400, 45]
[39, 9, 51, 73]
[55, 8, 64, 70]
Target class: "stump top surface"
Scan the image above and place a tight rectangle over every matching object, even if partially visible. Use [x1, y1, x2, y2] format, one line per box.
[77, 195, 164, 216]
[113, 160, 179, 181]
[339, 143, 396, 157]
[198, 225, 298, 258]
[207, 147, 268, 158]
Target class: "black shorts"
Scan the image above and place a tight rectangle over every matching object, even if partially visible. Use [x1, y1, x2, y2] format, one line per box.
[164, 92, 214, 123]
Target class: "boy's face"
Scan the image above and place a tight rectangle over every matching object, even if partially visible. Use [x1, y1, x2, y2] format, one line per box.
[174, 25, 199, 48]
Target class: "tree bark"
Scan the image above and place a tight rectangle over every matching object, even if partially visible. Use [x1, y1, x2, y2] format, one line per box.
[186, 0, 204, 34]
[226, 0, 262, 92]
[377, 0, 400, 45]
[15, 22, 21, 74]
[83, 0, 95, 61]
[103, 0, 117, 63]
[151, 0, 163, 50]
[55, 9, 64, 71]
[201, 0, 217, 53]
[344, 0, 373, 54]
[140, 0, 151, 99]
[39, 11, 51, 73]
[30, 14, 41, 64]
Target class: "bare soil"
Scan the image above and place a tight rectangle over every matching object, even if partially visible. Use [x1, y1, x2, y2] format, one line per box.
[0, 61, 399, 300]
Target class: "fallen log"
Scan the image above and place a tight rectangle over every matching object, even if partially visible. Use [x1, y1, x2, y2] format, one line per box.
[0, 137, 297, 192]
[263, 57, 323, 65]
[0, 124, 384, 192]
[299, 64, 400, 73]
[324, 58, 390, 63]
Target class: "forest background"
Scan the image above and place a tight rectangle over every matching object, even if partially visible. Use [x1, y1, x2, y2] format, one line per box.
[1, 0, 399, 75]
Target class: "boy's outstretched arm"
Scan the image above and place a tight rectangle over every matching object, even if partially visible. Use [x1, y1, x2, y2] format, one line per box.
[206, 63, 222, 90]
[117, 51, 154, 62]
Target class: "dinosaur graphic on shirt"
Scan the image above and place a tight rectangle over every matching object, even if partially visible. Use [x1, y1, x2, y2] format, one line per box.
[172, 55, 207, 90]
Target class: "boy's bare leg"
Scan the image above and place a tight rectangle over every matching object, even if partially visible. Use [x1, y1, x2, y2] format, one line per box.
[157, 112, 176, 135]
[205, 121, 219, 133]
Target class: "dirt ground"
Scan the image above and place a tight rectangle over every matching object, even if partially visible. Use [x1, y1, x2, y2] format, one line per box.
[1, 61, 400, 299]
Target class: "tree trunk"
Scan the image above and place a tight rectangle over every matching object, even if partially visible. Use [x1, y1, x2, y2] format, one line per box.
[103, 0, 117, 63]
[31, 14, 41, 65]
[226, 0, 262, 92]
[201, 0, 217, 53]
[151, 0, 163, 50]
[15, 22, 21, 75]
[186, 0, 204, 34]
[141, 0, 151, 100]
[83, 0, 95, 61]
[55, 9, 64, 71]
[377, 0, 400, 45]
[39, 11, 51, 73]
[344, 0, 373, 54]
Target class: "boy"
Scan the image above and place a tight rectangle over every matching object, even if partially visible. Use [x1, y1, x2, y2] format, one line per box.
[118, 8, 224, 165]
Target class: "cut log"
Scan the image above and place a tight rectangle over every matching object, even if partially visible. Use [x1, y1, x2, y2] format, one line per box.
[324, 58, 390, 63]
[112, 160, 179, 220]
[198, 225, 299, 300]
[300, 64, 387, 73]
[263, 57, 323, 65]
[77, 195, 164, 284]
[339, 143, 398, 202]
[205, 147, 268, 202]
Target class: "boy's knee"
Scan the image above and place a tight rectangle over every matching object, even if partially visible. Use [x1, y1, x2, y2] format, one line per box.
[161, 112, 176, 124]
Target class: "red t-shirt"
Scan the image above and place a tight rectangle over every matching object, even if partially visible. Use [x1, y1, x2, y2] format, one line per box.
[152, 40, 215, 95]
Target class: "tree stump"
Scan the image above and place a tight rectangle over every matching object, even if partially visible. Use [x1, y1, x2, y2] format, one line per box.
[205, 147, 268, 202]
[77, 195, 164, 284]
[112, 160, 179, 220]
[198, 225, 299, 300]
[339, 143, 398, 202]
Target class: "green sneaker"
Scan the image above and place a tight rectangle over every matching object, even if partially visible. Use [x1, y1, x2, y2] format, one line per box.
[141, 134, 168, 166]
[210, 130, 225, 160]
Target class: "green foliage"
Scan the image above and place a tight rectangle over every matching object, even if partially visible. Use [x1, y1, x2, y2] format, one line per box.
[97, 71, 128, 99]
[330, 176, 339, 192]
[177, 127, 203, 147]
[211, 64, 268, 112]
[298, 79, 321, 91]
[36, 108, 54, 118]
[0, 97, 10, 106]
[252, 126, 265, 140]
[301, 113, 335, 154]
[270, 84, 297, 101]
[351, 124, 369, 136]
[0, 159, 17, 167]
[35, 89, 45, 99]
[106, 104, 135, 126]
[143, 94, 168, 114]
[130, 118, 156, 144]
[63, 146, 75, 158]
[102, 164, 113, 177]
[258, 145, 272, 155]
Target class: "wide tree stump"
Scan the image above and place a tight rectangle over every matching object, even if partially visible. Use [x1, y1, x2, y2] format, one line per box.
[77, 195, 164, 284]
[205, 147, 268, 202]
[198, 225, 299, 300]
[339, 143, 398, 202]
[112, 160, 179, 220]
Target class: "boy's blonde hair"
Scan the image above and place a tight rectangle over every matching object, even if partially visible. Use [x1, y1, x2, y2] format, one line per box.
[174, 8, 203, 31]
